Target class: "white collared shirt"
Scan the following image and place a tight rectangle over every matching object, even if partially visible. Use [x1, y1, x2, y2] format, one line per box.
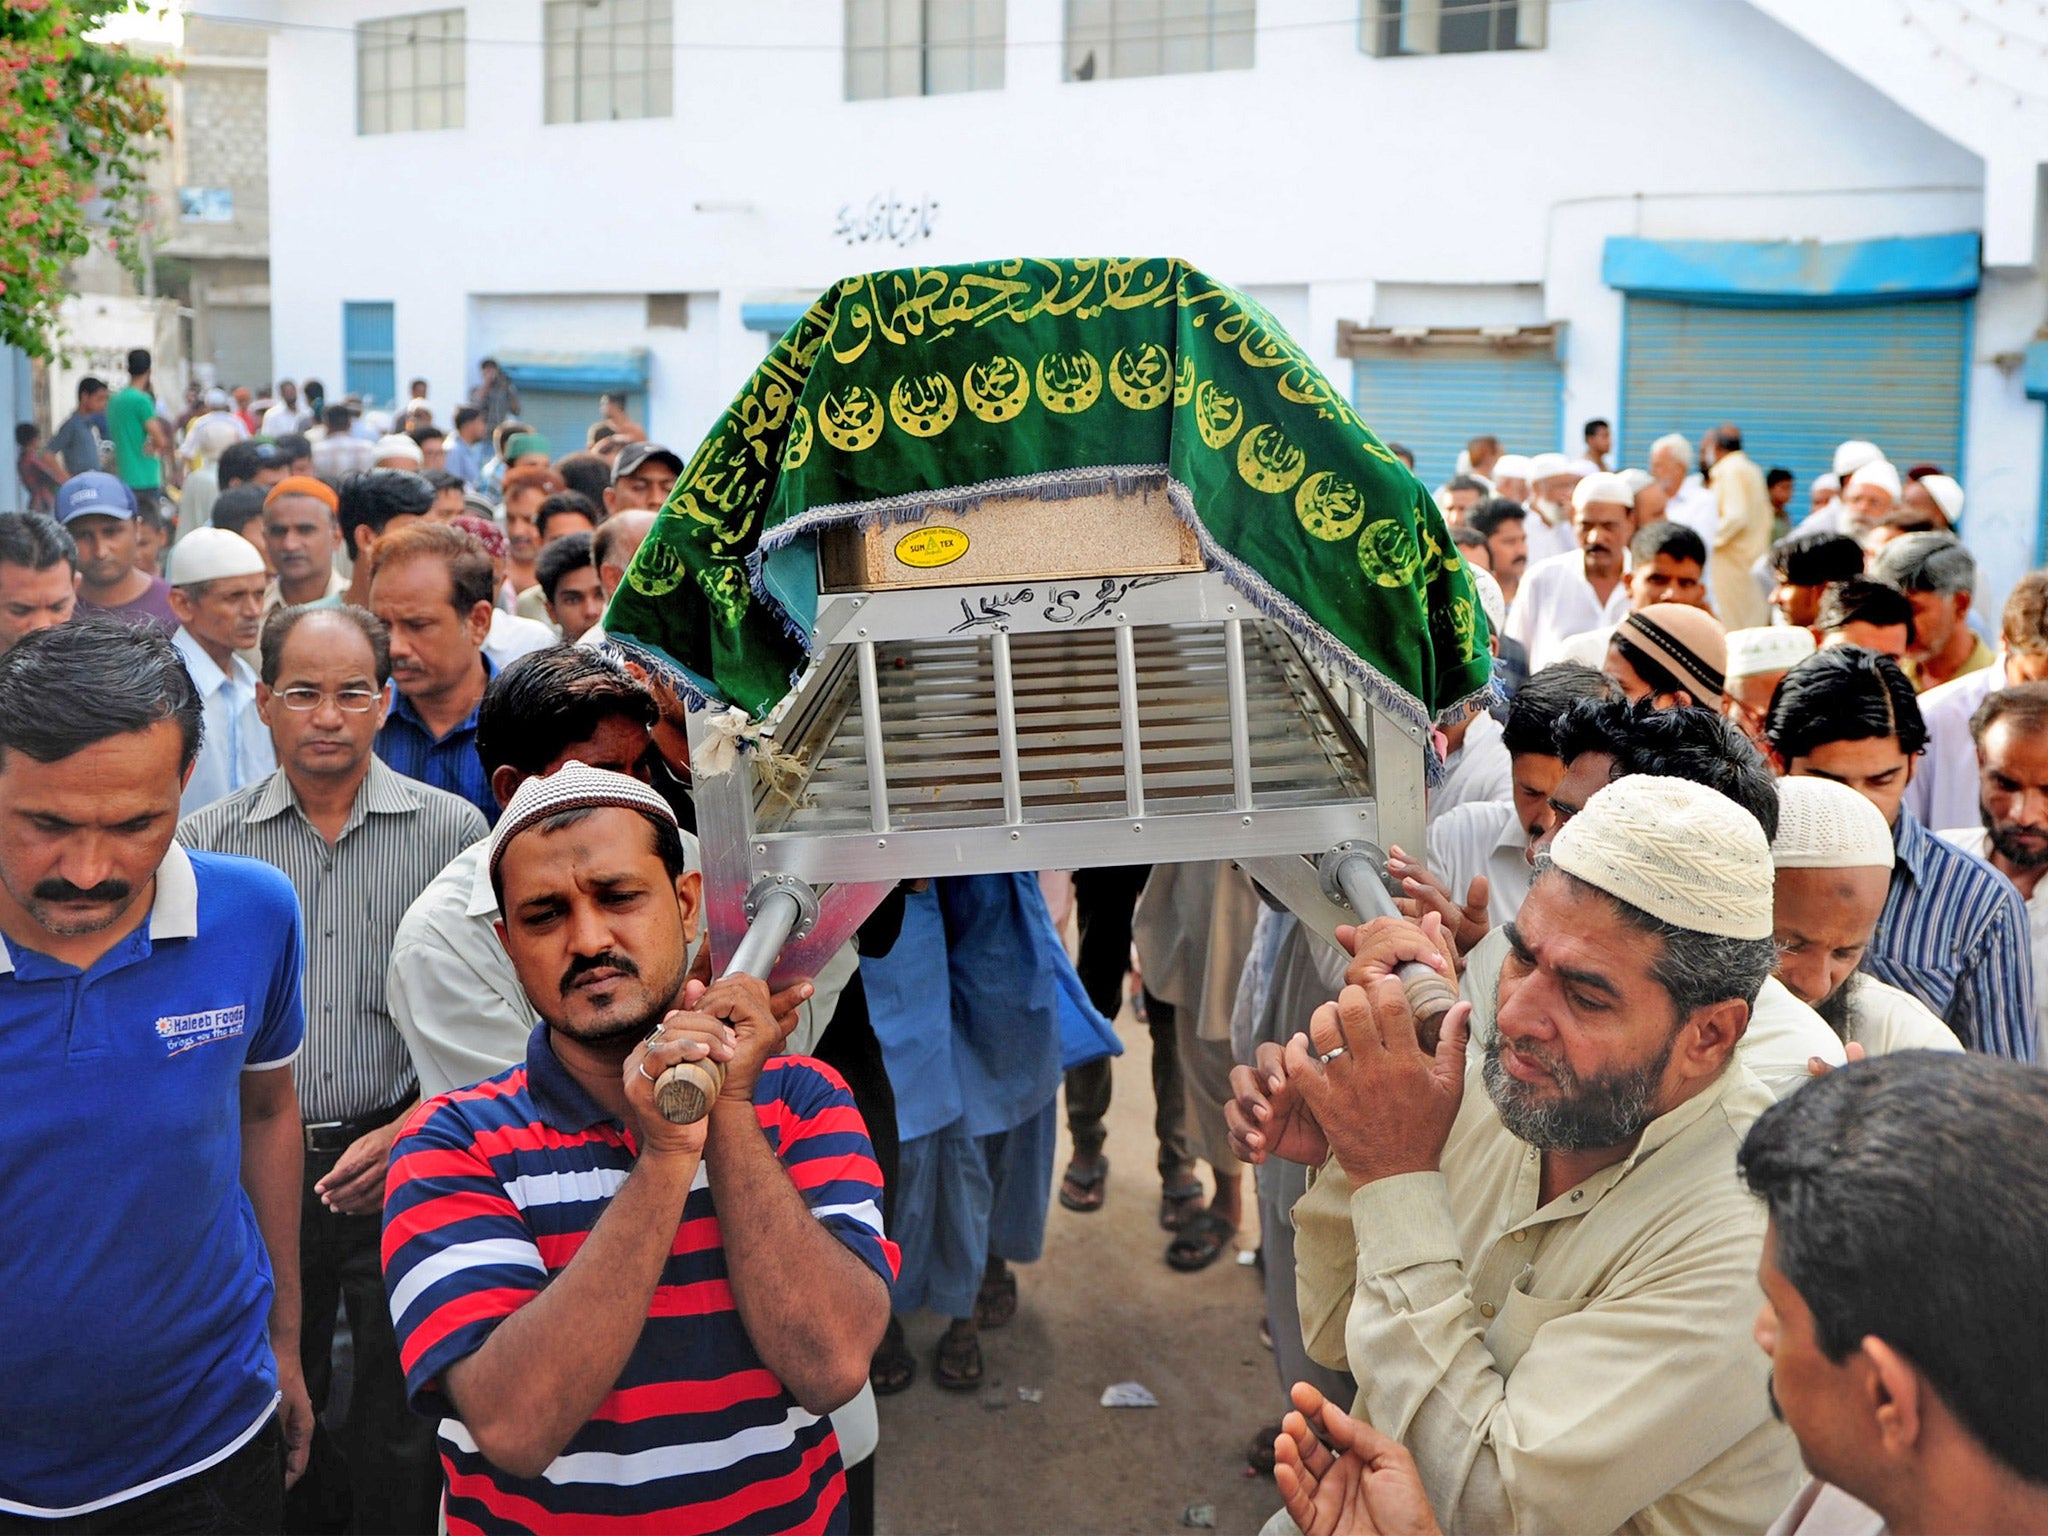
[1503, 550, 1630, 673]
[482, 608, 558, 670]
[1430, 711, 1510, 829]
[1425, 798, 1531, 929]
[172, 627, 276, 816]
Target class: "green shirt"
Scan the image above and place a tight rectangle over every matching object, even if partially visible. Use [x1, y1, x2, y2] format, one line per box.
[107, 385, 162, 489]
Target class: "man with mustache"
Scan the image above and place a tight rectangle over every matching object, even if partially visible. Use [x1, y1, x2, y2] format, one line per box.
[1502, 472, 1637, 672]
[1231, 776, 1804, 1533]
[180, 604, 486, 1534]
[0, 619, 314, 1526]
[382, 764, 894, 1534]
[1939, 683, 2048, 1056]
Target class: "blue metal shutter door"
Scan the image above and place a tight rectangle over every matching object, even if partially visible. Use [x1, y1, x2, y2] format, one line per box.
[1352, 349, 1562, 486]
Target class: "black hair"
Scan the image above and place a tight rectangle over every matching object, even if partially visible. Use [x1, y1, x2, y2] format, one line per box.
[1740, 1052, 2048, 1485]
[126, 348, 150, 377]
[259, 602, 392, 688]
[1766, 646, 1927, 762]
[1770, 529, 1864, 587]
[209, 484, 269, 540]
[1609, 633, 1690, 701]
[323, 404, 353, 434]
[1870, 531, 1975, 597]
[77, 375, 107, 402]
[1449, 525, 1489, 557]
[410, 423, 446, 446]
[553, 450, 612, 508]
[274, 432, 312, 464]
[1628, 520, 1706, 567]
[1583, 417, 1610, 436]
[1971, 681, 2048, 748]
[423, 468, 463, 495]
[1502, 662, 1622, 758]
[1444, 474, 1487, 496]
[14, 422, 38, 448]
[1385, 442, 1414, 469]
[1766, 467, 1795, 489]
[0, 511, 77, 574]
[453, 405, 482, 432]
[474, 645, 658, 779]
[1467, 497, 1528, 539]
[1710, 423, 1743, 452]
[536, 530, 595, 604]
[536, 490, 600, 544]
[336, 468, 435, 554]
[0, 615, 201, 772]
[1552, 697, 1780, 839]
[217, 439, 274, 489]
[1816, 577, 1915, 645]
[409, 377, 429, 392]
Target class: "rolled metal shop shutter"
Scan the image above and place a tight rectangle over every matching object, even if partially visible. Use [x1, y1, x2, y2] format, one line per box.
[1617, 297, 1968, 492]
[1348, 330, 1563, 486]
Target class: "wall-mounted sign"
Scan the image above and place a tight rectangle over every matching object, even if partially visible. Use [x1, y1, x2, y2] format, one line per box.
[179, 187, 235, 223]
[833, 192, 938, 249]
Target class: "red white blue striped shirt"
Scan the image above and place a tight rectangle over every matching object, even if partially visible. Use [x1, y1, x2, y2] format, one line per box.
[383, 1024, 897, 1534]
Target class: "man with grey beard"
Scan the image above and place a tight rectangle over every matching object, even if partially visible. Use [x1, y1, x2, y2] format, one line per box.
[1229, 775, 1803, 1535]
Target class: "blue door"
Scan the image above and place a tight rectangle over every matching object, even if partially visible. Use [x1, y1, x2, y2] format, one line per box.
[343, 302, 397, 409]
[1352, 348, 1562, 486]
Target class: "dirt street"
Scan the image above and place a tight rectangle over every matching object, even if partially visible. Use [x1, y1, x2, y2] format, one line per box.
[875, 1009, 1286, 1536]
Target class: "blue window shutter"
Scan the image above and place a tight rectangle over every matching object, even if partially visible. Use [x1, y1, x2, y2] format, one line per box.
[1618, 298, 1967, 493]
[1351, 349, 1562, 485]
[343, 302, 397, 408]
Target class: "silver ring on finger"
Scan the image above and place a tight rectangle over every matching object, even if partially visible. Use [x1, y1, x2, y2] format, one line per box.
[1319, 1047, 1347, 1064]
[638, 1062, 660, 1083]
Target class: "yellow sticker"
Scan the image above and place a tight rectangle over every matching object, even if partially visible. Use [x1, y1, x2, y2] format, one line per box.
[895, 527, 970, 570]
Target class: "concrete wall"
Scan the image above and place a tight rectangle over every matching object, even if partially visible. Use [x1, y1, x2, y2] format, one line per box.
[243, 0, 2045, 582]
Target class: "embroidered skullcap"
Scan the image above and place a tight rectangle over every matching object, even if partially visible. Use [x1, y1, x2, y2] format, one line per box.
[167, 526, 267, 587]
[1527, 452, 1575, 482]
[373, 433, 423, 467]
[264, 475, 338, 512]
[1812, 472, 1841, 496]
[1549, 774, 1774, 939]
[1847, 459, 1902, 500]
[1615, 603, 1726, 704]
[1771, 776, 1896, 870]
[1833, 440, 1884, 478]
[452, 513, 507, 562]
[1618, 467, 1655, 495]
[505, 432, 552, 461]
[1724, 625, 1815, 680]
[1490, 454, 1534, 482]
[1469, 567, 1507, 634]
[488, 760, 679, 886]
[1571, 471, 1636, 512]
[1918, 473, 1964, 523]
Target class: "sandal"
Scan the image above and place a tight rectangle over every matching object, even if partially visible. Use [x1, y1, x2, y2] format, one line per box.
[1159, 1175, 1206, 1233]
[1165, 1207, 1237, 1272]
[974, 1259, 1018, 1329]
[1058, 1152, 1110, 1213]
[1245, 1422, 1284, 1477]
[933, 1321, 983, 1391]
[869, 1316, 916, 1396]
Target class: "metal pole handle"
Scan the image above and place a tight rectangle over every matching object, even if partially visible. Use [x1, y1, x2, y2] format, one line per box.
[655, 888, 806, 1125]
[1326, 850, 1460, 1054]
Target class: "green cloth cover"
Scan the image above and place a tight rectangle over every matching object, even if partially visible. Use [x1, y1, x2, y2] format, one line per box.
[603, 257, 1491, 751]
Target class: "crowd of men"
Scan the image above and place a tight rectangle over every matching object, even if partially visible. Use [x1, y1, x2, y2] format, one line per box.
[3, 366, 2047, 1536]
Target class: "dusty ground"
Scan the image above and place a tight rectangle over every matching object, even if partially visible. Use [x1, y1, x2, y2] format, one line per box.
[874, 1009, 1287, 1536]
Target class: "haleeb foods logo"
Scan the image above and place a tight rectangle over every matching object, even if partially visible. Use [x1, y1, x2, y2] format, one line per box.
[155, 1005, 247, 1057]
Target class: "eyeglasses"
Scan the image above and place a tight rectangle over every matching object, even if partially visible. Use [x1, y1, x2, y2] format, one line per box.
[276, 686, 382, 713]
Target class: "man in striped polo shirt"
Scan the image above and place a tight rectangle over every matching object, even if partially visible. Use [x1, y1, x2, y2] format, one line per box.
[383, 765, 895, 1533]
[182, 603, 487, 1533]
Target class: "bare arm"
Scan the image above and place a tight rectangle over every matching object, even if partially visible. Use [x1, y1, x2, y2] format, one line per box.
[441, 1021, 725, 1479]
[695, 975, 890, 1414]
[239, 1065, 313, 1486]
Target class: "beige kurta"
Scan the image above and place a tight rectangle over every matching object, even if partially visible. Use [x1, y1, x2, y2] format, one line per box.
[1709, 450, 1774, 631]
[1290, 1049, 1803, 1535]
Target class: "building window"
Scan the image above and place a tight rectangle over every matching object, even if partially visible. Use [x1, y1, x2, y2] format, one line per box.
[845, 0, 1006, 100]
[1065, 0, 1254, 82]
[544, 0, 675, 123]
[1366, 0, 1545, 57]
[357, 9, 465, 134]
[343, 302, 397, 408]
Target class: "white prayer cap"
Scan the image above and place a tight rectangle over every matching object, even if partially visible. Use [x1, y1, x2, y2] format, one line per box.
[1618, 467, 1655, 494]
[1549, 775, 1774, 940]
[1470, 566, 1507, 633]
[1812, 472, 1841, 495]
[1847, 459, 1902, 500]
[1919, 473, 1964, 523]
[1649, 432, 1693, 463]
[1833, 440, 1884, 478]
[1490, 454, 1534, 482]
[1771, 776, 1897, 870]
[203, 386, 231, 409]
[168, 526, 267, 587]
[1454, 449, 1474, 476]
[1571, 471, 1636, 511]
[1724, 625, 1816, 680]
[488, 760, 680, 887]
[373, 433, 424, 466]
[1527, 452, 1575, 482]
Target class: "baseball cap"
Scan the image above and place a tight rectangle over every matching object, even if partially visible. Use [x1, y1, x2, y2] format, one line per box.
[612, 441, 684, 484]
[55, 472, 138, 524]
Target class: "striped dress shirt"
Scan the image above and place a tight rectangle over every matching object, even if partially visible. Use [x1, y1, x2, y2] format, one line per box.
[1865, 810, 2037, 1061]
[179, 757, 488, 1122]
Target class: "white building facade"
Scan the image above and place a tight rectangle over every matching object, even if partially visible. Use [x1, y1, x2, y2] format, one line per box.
[233, 0, 2048, 604]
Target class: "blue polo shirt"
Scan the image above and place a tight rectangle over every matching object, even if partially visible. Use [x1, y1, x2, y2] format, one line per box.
[374, 654, 498, 826]
[0, 845, 305, 1517]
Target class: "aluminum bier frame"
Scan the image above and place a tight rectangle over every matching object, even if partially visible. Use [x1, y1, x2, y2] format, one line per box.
[685, 569, 1432, 988]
